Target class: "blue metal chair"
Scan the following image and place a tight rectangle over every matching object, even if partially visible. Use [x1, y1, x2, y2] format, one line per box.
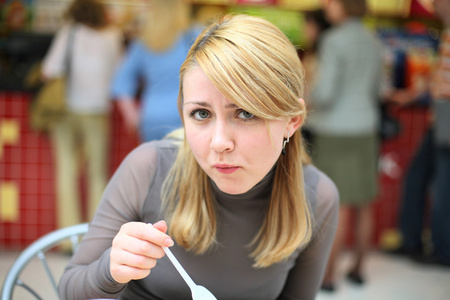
[1, 223, 89, 300]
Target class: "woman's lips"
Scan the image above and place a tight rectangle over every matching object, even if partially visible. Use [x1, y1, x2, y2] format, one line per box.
[214, 164, 240, 174]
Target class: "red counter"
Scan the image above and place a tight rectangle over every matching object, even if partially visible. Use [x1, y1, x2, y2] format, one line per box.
[0, 92, 138, 249]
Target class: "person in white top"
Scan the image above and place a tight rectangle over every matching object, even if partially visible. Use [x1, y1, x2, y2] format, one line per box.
[41, 0, 122, 231]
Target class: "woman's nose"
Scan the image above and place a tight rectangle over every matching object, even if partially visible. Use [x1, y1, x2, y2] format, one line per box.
[210, 122, 234, 153]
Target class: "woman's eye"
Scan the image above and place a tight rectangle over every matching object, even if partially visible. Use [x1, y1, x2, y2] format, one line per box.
[238, 110, 255, 120]
[191, 109, 210, 120]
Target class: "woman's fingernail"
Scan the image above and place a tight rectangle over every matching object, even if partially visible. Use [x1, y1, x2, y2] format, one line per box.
[165, 238, 174, 247]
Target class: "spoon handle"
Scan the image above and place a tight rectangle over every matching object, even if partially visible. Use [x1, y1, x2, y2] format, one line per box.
[148, 223, 196, 290]
[162, 246, 196, 289]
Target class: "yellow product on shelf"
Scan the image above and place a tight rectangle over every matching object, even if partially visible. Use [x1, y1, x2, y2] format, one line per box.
[367, 0, 411, 17]
[277, 0, 321, 11]
[190, 0, 237, 5]
[0, 182, 19, 223]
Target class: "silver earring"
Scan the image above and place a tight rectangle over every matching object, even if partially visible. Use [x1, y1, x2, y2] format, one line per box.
[282, 131, 290, 155]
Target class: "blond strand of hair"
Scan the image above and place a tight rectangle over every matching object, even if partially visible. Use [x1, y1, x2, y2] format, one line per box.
[250, 133, 312, 267]
[162, 141, 217, 252]
[140, 0, 191, 51]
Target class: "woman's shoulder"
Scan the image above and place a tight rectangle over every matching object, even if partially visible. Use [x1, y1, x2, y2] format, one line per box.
[180, 24, 203, 44]
[320, 27, 343, 51]
[71, 23, 119, 39]
[185, 24, 204, 37]
[303, 164, 339, 214]
[125, 39, 151, 54]
[101, 25, 122, 39]
[126, 139, 180, 165]
[53, 23, 73, 37]
[115, 140, 179, 180]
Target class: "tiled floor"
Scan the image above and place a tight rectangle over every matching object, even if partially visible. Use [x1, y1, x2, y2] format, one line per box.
[316, 251, 450, 300]
[1, 249, 449, 300]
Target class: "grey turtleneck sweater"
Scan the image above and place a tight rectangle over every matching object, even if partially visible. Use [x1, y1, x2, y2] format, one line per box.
[59, 139, 339, 300]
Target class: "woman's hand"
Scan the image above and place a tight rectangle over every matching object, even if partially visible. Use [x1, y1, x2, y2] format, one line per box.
[116, 100, 141, 136]
[110, 221, 174, 284]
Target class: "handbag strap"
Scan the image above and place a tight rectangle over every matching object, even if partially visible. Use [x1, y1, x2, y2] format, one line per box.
[64, 26, 77, 77]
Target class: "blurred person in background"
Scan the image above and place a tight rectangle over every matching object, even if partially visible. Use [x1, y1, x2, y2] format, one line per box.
[421, 0, 450, 267]
[387, 102, 435, 259]
[301, 9, 331, 98]
[111, 0, 202, 143]
[299, 9, 331, 152]
[388, 0, 450, 267]
[41, 0, 122, 230]
[307, 0, 383, 291]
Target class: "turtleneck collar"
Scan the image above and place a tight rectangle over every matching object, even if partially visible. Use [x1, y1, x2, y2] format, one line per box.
[210, 164, 276, 205]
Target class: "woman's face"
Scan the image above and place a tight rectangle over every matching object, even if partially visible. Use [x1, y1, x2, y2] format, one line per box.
[304, 19, 320, 48]
[182, 66, 299, 195]
[434, 0, 450, 25]
[325, 0, 346, 25]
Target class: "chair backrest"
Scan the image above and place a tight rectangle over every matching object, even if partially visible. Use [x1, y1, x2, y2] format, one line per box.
[1, 223, 89, 300]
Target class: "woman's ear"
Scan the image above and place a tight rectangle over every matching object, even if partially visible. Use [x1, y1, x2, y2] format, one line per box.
[287, 115, 303, 137]
[286, 98, 305, 137]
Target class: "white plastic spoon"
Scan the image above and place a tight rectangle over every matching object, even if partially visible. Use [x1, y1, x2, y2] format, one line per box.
[149, 224, 217, 300]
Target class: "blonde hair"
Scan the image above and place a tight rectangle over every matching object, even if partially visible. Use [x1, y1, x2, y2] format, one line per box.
[162, 14, 312, 268]
[140, 0, 191, 51]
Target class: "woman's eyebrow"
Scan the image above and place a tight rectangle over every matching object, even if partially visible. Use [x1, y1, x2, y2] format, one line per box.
[183, 101, 239, 110]
[184, 101, 211, 107]
[225, 103, 239, 109]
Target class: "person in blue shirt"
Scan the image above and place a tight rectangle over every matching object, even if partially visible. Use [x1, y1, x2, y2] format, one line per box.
[111, 0, 201, 142]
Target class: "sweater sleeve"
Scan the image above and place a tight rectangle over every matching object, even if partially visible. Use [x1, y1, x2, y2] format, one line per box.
[278, 169, 339, 300]
[58, 143, 159, 300]
[111, 41, 144, 100]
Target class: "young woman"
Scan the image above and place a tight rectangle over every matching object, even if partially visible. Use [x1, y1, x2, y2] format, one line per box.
[58, 14, 339, 300]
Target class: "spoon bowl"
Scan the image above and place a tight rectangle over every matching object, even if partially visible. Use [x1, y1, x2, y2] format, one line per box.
[191, 285, 217, 300]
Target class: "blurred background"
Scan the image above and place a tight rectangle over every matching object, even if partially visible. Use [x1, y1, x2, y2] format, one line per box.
[0, 0, 448, 299]
[0, 0, 440, 257]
